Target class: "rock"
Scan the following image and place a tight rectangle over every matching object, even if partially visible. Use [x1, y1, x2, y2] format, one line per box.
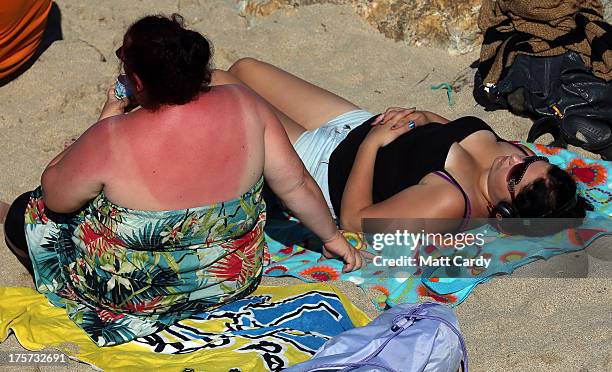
[237, 0, 294, 18]
[603, 0, 612, 23]
[237, 0, 482, 55]
[354, 0, 481, 55]
[238, 0, 612, 55]
[237, 0, 298, 28]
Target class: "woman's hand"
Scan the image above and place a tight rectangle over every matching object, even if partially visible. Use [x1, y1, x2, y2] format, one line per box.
[321, 231, 366, 273]
[373, 107, 428, 128]
[375, 107, 450, 126]
[98, 84, 130, 121]
[363, 107, 432, 148]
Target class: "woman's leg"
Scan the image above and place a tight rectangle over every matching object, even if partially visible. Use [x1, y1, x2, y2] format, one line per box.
[2, 193, 35, 279]
[5, 236, 34, 278]
[211, 69, 307, 143]
[227, 58, 361, 132]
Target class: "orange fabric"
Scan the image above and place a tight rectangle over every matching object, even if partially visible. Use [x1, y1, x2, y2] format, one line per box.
[0, 0, 52, 78]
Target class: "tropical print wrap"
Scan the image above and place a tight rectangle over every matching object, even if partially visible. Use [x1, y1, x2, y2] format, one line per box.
[24, 176, 268, 346]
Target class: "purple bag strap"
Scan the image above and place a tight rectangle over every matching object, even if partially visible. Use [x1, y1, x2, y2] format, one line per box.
[433, 170, 472, 231]
[308, 303, 468, 372]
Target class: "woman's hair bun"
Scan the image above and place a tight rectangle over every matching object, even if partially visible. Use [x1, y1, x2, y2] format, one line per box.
[122, 13, 213, 110]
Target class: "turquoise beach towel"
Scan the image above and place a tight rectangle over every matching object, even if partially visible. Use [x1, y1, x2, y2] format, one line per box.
[263, 143, 612, 309]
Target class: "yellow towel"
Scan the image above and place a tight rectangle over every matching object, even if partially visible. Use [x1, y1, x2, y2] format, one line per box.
[0, 284, 370, 371]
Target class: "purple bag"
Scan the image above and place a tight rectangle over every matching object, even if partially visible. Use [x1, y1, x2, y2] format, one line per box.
[285, 302, 467, 372]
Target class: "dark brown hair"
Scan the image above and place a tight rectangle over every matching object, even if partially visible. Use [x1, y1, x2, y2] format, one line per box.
[122, 14, 213, 110]
[514, 165, 593, 218]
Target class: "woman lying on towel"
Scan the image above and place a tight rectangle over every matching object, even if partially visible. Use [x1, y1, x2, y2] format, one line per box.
[213, 58, 593, 234]
[0, 15, 362, 346]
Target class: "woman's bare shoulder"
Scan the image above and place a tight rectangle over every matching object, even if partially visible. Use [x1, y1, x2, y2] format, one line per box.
[204, 84, 267, 115]
[390, 178, 467, 219]
[517, 143, 536, 156]
[497, 140, 536, 156]
[210, 83, 256, 99]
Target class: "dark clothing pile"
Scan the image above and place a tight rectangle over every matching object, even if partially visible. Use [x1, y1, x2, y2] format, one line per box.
[478, 0, 612, 85]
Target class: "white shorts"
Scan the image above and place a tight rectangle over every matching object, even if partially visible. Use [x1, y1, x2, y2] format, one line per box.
[293, 109, 375, 218]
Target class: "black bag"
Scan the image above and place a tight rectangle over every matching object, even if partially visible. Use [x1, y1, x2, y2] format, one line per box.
[474, 51, 612, 160]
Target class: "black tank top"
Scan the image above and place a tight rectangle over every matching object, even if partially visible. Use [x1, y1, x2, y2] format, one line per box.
[327, 115, 526, 218]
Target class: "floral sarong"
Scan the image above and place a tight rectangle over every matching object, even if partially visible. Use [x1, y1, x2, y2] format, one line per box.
[24, 176, 268, 346]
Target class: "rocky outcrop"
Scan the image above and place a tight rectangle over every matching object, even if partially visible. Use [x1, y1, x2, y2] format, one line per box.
[237, 0, 482, 55]
[603, 0, 612, 22]
[237, 0, 293, 18]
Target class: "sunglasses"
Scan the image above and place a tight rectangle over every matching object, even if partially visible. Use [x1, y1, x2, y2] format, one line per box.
[507, 155, 549, 203]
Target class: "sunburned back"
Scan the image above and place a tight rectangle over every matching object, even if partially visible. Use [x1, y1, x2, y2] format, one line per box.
[100, 84, 265, 211]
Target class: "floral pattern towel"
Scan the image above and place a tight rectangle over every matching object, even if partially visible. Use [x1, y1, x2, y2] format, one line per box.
[24, 176, 268, 346]
[263, 144, 612, 309]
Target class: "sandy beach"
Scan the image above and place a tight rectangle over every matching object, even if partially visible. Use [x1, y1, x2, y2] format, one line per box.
[1, 1, 611, 371]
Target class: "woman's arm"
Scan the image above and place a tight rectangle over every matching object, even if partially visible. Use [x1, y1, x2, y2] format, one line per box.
[98, 84, 130, 121]
[341, 140, 465, 232]
[41, 85, 127, 212]
[99, 85, 130, 121]
[422, 110, 450, 124]
[259, 100, 363, 272]
[41, 122, 109, 213]
[339, 140, 378, 230]
[340, 114, 460, 232]
[343, 181, 465, 233]
[374, 107, 449, 126]
[339, 108, 419, 229]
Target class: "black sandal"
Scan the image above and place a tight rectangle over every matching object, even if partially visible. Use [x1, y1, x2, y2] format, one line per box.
[527, 115, 612, 160]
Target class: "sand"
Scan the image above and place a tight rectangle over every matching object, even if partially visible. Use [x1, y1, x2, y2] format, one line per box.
[0, 1, 610, 371]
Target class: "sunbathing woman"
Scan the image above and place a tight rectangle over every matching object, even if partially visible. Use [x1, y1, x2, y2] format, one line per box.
[213, 58, 592, 233]
[0, 15, 362, 346]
